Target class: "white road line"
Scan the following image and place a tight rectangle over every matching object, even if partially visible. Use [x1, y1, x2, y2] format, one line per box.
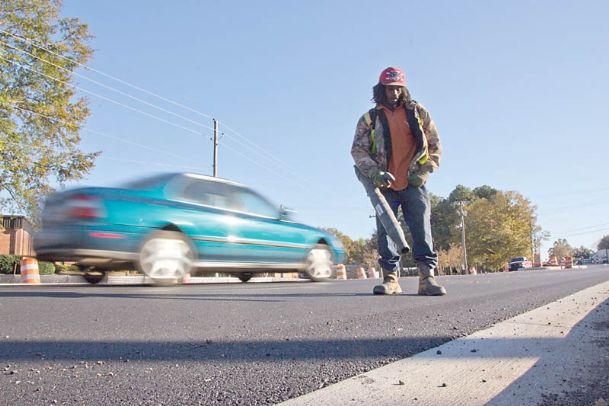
[280, 280, 609, 406]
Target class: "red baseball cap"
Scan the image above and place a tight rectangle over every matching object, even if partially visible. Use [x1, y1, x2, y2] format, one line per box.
[379, 67, 406, 86]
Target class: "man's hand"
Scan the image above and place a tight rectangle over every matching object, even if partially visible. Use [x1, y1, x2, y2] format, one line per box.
[372, 170, 395, 188]
[420, 161, 436, 173]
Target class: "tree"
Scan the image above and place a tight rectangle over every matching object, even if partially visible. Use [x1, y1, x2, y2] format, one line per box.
[548, 238, 573, 259]
[463, 191, 536, 271]
[0, 0, 99, 221]
[573, 246, 594, 259]
[430, 193, 460, 252]
[472, 185, 498, 200]
[448, 184, 474, 203]
[437, 244, 462, 275]
[321, 227, 378, 267]
[598, 235, 609, 251]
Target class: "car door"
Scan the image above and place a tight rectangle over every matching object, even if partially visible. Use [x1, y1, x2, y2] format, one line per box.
[225, 186, 308, 264]
[168, 176, 240, 262]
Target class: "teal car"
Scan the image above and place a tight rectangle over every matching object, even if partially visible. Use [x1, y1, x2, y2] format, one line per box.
[34, 173, 344, 285]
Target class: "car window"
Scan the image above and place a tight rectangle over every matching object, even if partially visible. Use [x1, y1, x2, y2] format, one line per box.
[178, 179, 232, 209]
[232, 188, 279, 218]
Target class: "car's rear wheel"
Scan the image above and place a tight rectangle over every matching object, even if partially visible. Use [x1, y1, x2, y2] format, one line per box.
[238, 272, 253, 282]
[138, 231, 194, 286]
[304, 244, 333, 282]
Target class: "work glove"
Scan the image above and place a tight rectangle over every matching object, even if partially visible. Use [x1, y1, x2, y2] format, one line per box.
[408, 172, 429, 187]
[408, 161, 435, 187]
[371, 170, 395, 188]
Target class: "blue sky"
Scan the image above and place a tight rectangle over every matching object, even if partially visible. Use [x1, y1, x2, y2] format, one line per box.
[54, 1, 608, 256]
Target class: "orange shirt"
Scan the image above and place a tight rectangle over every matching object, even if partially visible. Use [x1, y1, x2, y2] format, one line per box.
[380, 105, 416, 191]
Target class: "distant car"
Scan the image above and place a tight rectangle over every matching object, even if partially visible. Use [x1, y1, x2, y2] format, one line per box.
[508, 256, 533, 271]
[34, 173, 344, 285]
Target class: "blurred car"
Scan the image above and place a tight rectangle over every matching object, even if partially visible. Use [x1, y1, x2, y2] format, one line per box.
[34, 173, 344, 285]
[508, 256, 533, 271]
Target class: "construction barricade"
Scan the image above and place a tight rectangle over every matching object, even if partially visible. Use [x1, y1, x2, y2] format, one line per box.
[367, 267, 379, 279]
[335, 264, 347, 280]
[355, 267, 367, 279]
[20, 257, 40, 284]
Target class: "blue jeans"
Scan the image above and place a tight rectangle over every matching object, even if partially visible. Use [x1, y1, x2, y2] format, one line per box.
[376, 185, 437, 274]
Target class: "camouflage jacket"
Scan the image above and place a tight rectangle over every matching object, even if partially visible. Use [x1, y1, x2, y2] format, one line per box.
[351, 101, 442, 186]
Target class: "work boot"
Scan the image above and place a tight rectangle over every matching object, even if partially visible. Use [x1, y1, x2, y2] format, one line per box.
[417, 263, 447, 296]
[373, 271, 402, 295]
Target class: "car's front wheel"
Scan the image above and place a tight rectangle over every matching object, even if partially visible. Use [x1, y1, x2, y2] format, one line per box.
[138, 231, 194, 286]
[304, 244, 333, 282]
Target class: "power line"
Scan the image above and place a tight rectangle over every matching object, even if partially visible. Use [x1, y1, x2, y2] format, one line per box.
[3, 98, 307, 188]
[218, 140, 307, 186]
[1, 32, 346, 201]
[553, 222, 609, 235]
[537, 198, 609, 217]
[100, 156, 210, 171]
[0, 39, 216, 132]
[1, 42, 310, 185]
[1, 30, 322, 189]
[550, 225, 609, 238]
[0, 30, 216, 121]
[1, 31, 287, 167]
[530, 186, 609, 199]
[0, 53, 209, 137]
[6, 102, 208, 167]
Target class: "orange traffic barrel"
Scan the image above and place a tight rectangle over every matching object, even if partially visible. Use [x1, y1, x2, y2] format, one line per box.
[355, 267, 367, 279]
[20, 257, 41, 284]
[367, 267, 379, 279]
[563, 256, 573, 269]
[335, 264, 347, 280]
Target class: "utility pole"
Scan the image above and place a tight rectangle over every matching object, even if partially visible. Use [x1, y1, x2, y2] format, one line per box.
[458, 201, 468, 274]
[530, 218, 534, 261]
[212, 119, 218, 177]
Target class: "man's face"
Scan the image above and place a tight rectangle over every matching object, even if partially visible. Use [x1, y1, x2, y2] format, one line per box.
[384, 85, 402, 106]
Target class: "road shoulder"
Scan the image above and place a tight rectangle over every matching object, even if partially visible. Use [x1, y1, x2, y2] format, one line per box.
[280, 280, 609, 406]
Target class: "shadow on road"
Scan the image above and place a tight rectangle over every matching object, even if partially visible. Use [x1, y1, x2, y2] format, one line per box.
[0, 333, 590, 364]
[0, 287, 415, 301]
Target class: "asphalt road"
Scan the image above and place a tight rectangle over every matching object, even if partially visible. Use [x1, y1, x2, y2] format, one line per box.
[1, 266, 609, 405]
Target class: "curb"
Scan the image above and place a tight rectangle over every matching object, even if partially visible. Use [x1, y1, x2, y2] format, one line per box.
[280, 280, 609, 405]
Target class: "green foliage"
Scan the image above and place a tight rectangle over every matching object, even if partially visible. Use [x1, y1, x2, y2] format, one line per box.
[37, 261, 55, 274]
[0, 254, 21, 274]
[53, 262, 78, 273]
[0, 0, 100, 222]
[472, 185, 498, 200]
[548, 238, 573, 259]
[573, 246, 594, 259]
[598, 235, 609, 251]
[327, 184, 545, 273]
[321, 227, 379, 267]
[456, 190, 536, 271]
[430, 194, 460, 251]
[448, 185, 474, 203]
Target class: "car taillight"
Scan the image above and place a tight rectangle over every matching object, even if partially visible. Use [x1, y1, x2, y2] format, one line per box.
[67, 194, 104, 219]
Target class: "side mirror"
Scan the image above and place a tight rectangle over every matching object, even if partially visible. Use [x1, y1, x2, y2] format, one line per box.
[279, 204, 296, 220]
